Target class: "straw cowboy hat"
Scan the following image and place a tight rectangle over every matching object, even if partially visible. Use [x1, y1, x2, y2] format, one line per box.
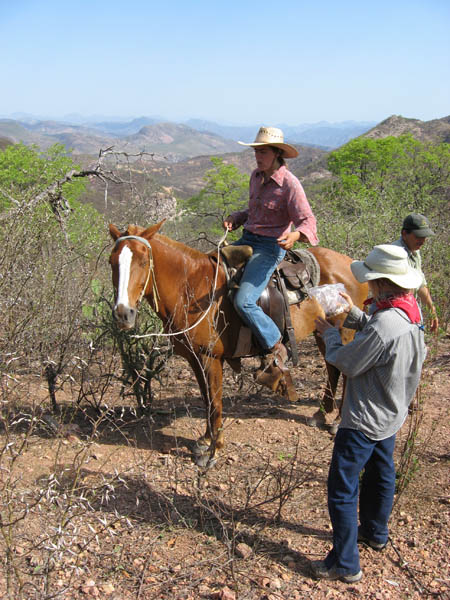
[238, 126, 299, 158]
[351, 244, 422, 289]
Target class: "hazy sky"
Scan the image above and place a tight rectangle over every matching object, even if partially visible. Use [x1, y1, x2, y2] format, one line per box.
[1, 0, 449, 125]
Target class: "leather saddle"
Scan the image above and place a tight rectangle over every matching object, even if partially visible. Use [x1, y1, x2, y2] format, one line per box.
[219, 244, 320, 364]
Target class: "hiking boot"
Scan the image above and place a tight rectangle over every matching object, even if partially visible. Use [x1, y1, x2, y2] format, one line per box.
[357, 531, 387, 551]
[310, 560, 363, 583]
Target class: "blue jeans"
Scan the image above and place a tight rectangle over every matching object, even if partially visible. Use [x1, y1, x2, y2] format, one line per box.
[232, 230, 286, 350]
[325, 428, 396, 575]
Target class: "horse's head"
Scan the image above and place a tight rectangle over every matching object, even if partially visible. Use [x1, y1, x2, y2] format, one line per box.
[108, 221, 165, 329]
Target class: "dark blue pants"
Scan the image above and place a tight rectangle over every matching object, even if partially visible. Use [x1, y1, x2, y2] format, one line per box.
[325, 428, 396, 575]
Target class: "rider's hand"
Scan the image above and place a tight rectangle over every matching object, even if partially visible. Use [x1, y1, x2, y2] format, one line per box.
[277, 231, 301, 250]
[223, 219, 234, 231]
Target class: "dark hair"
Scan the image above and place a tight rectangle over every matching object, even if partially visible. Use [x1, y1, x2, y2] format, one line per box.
[269, 146, 286, 167]
[373, 278, 412, 295]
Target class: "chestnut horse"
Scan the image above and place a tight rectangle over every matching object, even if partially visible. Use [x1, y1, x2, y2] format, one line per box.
[109, 221, 368, 467]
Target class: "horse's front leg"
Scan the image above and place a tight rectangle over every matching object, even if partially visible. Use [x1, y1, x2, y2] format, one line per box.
[328, 374, 347, 435]
[189, 353, 224, 468]
[307, 333, 342, 430]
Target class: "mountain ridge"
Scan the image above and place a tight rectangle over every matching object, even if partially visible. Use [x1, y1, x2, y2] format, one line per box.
[0, 115, 380, 157]
[363, 114, 450, 143]
[1, 113, 448, 217]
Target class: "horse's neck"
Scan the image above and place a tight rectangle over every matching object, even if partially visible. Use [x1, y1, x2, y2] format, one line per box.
[153, 234, 208, 276]
[151, 235, 213, 317]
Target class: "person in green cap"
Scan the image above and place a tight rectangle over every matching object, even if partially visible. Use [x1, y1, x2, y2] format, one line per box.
[391, 213, 439, 333]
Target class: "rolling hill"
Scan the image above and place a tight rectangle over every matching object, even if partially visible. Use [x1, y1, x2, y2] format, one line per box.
[0, 116, 380, 159]
[363, 114, 450, 144]
[0, 119, 241, 160]
[122, 122, 241, 161]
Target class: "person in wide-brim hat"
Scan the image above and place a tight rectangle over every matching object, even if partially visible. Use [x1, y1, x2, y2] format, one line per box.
[350, 244, 422, 289]
[311, 242, 426, 584]
[222, 125, 317, 371]
[238, 126, 299, 159]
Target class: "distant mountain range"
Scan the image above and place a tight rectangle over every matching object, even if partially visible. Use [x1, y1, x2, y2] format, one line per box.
[183, 119, 378, 149]
[0, 115, 381, 159]
[1, 113, 448, 164]
[140, 144, 330, 200]
[1, 113, 448, 215]
[0, 118, 241, 161]
[1, 114, 448, 163]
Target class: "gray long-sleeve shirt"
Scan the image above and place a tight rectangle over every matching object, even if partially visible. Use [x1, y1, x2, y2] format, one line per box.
[322, 306, 427, 440]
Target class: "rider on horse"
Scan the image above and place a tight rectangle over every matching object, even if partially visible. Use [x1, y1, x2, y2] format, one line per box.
[223, 126, 318, 367]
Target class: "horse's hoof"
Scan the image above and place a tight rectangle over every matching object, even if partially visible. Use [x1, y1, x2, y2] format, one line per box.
[192, 438, 218, 468]
[307, 410, 326, 427]
[192, 439, 210, 456]
[193, 452, 217, 469]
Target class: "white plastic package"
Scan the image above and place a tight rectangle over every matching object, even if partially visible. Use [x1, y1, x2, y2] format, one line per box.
[307, 283, 350, 317]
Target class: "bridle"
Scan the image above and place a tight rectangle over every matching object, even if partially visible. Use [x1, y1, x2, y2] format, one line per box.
[114, 235, 160, 311]
[113, 229, 229, 339]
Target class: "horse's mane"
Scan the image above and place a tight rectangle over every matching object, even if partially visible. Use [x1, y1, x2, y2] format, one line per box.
[125, 225, 210, 262]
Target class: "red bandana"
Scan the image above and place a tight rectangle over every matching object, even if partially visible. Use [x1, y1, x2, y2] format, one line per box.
[364, 293, 421, 324]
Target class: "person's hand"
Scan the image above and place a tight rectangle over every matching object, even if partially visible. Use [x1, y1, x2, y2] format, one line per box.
[339, 291, 354, 312]
[277, 231, 301, 250]
[223, 219, 234, 231]
[314, 316, 335, 336]
[429, 314, 439, 334]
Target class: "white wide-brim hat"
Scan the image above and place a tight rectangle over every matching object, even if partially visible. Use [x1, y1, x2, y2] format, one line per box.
[351, 244, 423, 289]
[238, 126, 299, 159]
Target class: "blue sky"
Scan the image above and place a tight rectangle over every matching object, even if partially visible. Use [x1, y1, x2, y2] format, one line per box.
[1, 0, 449, 125]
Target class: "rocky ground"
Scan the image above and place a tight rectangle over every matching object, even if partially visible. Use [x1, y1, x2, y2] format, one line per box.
[0, 333, 448, 599]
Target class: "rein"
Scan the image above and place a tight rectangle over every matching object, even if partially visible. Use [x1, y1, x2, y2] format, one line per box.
[114, 235, 160, 311]
[128, 229, 229, 339]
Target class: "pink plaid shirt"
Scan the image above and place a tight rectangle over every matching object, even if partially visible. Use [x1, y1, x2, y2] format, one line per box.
[229, 166, 319, 245]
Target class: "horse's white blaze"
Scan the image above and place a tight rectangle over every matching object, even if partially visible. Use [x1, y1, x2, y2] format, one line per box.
[115, 246, 133, 308]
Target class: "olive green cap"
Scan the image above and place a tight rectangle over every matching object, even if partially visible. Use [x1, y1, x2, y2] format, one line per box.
[402, 213, 435, 237]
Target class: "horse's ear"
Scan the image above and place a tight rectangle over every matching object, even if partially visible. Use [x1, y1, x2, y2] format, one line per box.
[109, 224, 121, 241]
[141, 219, 167, 240]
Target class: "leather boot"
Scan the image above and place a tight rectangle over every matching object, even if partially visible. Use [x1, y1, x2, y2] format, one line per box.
[270, 340, 288, 367]
[255, 341, 297, 402]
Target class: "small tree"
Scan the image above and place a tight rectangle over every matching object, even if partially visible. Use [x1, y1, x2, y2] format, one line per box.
[178, 157, 249, 244]
[82, 287, 171, 415]
[0, 143, 107, 412]
[0, 143, 86, 211]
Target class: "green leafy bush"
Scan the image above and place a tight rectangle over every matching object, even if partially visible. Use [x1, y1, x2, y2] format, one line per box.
[312, 135, 449, 329]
